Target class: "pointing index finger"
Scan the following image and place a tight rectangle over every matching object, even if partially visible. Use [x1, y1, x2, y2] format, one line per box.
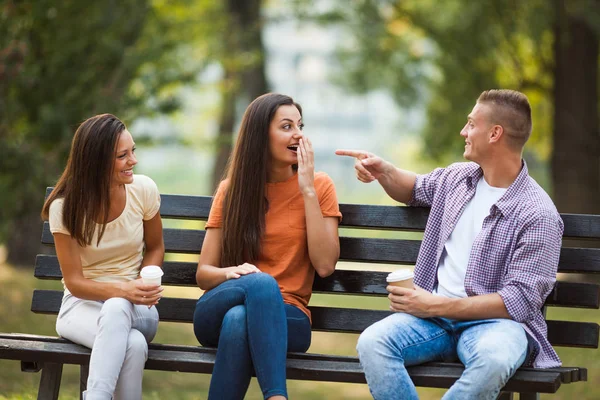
[335, 149, 368, 159]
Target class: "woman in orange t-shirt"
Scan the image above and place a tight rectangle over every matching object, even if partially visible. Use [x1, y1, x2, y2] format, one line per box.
[193, 93, 341, 400]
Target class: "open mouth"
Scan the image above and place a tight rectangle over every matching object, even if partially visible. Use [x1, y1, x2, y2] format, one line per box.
[287, 144, 299, 152]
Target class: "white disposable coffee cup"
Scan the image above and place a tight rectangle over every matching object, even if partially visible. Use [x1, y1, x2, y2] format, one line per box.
[386, 269, 414, 289]
[140, 265, 164, 286]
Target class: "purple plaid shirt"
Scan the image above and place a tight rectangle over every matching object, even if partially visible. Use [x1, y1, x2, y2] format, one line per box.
[407, 161, 563, 368]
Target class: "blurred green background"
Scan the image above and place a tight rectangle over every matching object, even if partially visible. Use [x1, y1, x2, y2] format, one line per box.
[1, 0, 599, 398]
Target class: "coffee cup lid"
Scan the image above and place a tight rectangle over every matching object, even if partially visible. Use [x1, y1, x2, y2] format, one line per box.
[140, 265, 164, 278]
[386, 269, 414, 282]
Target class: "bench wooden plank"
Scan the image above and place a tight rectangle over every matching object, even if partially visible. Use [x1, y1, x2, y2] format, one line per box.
[30, 290, 599, 348]
[556, 247, 600, 274]
[44, 189, 600, 239]
[156, 194, 600, 240]
[0, 334, 566, 392]
[560, 214, 600, 240]
[41, 224, 600, 272]
[34, 255, 600, 309]
[42, 224, 424, 264]
[0, 333, 581, 383]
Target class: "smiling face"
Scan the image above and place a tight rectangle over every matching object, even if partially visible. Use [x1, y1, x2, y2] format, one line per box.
[460, 102, 494, 163]
[268, 104, 304, 168]
[112, 129, 137, 186]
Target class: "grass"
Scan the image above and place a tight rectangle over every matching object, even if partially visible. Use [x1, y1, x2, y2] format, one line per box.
[0, 262, 599, 399]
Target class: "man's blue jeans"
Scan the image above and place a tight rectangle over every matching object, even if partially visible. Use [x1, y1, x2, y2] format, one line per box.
[193, 273, 311, 400]
[357, 312, 529, 400]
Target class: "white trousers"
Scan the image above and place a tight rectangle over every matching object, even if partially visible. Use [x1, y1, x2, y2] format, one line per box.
[56, 294, 159, 400]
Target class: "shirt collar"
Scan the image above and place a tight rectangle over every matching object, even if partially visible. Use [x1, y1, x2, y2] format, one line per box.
[465, 160, 529, 217]
[495, 160, 529, 216]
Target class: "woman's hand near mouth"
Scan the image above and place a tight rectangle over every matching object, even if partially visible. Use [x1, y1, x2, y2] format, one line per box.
[297, 137, 315, 197]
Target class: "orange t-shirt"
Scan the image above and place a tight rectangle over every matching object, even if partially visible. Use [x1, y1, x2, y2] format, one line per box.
[205, 171, 342, 321]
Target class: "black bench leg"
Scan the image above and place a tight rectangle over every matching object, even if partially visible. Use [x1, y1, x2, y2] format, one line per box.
[497, 393, 513, 400]
[519, 393, 540, 400]
[37, 362, 63, 400]
[80, 364, 89, 400]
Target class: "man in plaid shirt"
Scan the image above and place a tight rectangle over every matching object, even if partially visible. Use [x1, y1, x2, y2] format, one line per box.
[337, 89, 563, 400]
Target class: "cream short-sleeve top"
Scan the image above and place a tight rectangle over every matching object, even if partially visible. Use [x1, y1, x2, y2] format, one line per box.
[49, 174, 160, 292]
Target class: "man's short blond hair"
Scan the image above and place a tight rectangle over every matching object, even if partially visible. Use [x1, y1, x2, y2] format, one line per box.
[477, 89, 532, 149]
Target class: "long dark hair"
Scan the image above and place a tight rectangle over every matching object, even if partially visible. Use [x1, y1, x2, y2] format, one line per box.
[220, 93, 302, 267]
[41, 114, 126, 247]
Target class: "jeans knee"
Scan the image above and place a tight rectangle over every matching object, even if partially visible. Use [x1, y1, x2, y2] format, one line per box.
[357, 326, 376, 356]
[247, 272, 278, 288]
[357, 324, 391, 363]
[469, 323, 527, 377]
[243, 273, 281, 300]
[126, 330, 149, 361]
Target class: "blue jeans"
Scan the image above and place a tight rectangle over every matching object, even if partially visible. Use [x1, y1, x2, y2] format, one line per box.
[356, 313, 529, 400]
[193, 273, 311, 400]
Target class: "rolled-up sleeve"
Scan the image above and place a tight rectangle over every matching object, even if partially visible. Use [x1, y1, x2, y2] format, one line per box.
[498, 216, 563, 322]
[407, 167, 446, 207]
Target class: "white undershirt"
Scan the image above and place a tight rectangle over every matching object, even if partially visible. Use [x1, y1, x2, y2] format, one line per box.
[434, 176, 507, 298]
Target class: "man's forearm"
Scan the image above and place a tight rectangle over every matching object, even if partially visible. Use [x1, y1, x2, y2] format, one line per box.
[434, 293, 511, 320]
[378, 166, 418, 204]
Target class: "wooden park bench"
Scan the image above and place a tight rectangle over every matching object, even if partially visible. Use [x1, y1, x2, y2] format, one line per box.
[0, 188, 599, 399]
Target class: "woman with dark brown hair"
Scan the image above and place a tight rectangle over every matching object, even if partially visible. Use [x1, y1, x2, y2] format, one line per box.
[193, 93, 341, 400]
[41, 114, 164, 400]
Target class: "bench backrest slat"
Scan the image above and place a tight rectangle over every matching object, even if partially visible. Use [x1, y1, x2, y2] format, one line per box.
[43, 189, 600, 239]
[30, 289, 599, 348]
[34, 255, 600, 309]
[41, 223, 600, 272]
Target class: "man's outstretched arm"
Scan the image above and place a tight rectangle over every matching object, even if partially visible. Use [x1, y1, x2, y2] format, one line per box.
[335, 149, 417, 204]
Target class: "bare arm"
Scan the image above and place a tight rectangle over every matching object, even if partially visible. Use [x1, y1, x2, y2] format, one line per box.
[388, 286, 510, 320]
[299, 138, 340, 277]
[141, 212, 164, 268]
[377, 165, 418, 205]
[54, 233, 162, 305]
[195, 228, 260, 290]
[335, 149, 417, 204]
[304, 193, 340, 277]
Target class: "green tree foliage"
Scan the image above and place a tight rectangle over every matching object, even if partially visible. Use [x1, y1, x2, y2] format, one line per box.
[0, 0, 204, 264]
[302, 0, 599, 211]
[315, 0, 554, 160]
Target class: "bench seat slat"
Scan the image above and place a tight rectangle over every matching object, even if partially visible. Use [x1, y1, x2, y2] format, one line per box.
[41, 224, 600, 272]
[30, 290, 599, 348]
[0, 334, 569, 392]
[34, 255, 600, 309]
[0, 332, 582, 384]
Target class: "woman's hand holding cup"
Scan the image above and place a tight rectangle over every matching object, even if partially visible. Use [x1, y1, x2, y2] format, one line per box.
[122, 278, 163, 307]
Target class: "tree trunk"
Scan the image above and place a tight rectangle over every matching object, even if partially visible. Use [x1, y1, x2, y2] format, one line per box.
[235, 0, 268, 101]
[211, 70, 238, 190]
[552, 0, 600, 214]
[210, 0, 268, 191]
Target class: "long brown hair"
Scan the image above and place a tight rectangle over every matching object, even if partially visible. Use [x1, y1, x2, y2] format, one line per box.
[41, 114, 126, 246]
[220, 93, 302, 267]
